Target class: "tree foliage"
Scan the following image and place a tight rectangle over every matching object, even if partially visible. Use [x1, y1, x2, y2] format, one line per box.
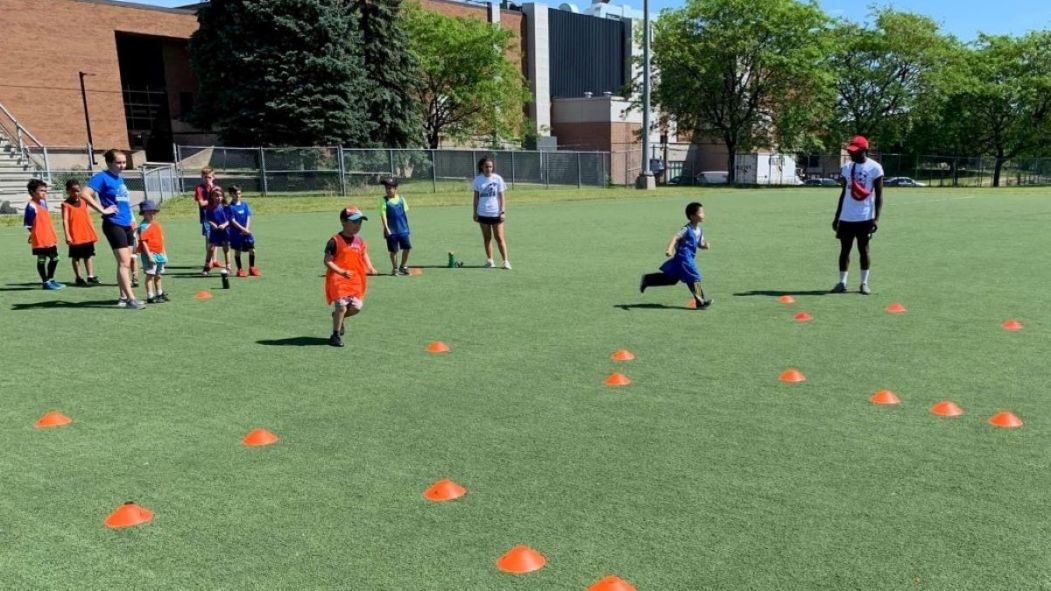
[189, 0, 373, 146]
[403, 5, 530, 149]
[652, 0, 833, 181]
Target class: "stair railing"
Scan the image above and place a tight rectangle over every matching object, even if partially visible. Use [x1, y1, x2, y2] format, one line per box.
[0, 101, 51, 183]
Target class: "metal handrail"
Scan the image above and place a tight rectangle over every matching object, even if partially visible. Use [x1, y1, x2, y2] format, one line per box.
[0, 100, 51, 183]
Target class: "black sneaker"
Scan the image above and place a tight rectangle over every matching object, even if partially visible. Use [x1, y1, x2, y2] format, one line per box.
[131, 278, 140, 288]
[75, 277, 88, 286]
[698, 298, 713, 309]
[87, 276, 101, 284]
[329, 333, 344, 347]
[397, 266, 410, 276]
[158, 293, 170, 302]
[639, 275, 647, 293]
[147, 296, 156, 304]
[830, 282, 847, 293]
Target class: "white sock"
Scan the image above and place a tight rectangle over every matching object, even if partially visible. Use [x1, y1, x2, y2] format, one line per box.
[860, 270, 870, 285]
[838, 271, 848, 285]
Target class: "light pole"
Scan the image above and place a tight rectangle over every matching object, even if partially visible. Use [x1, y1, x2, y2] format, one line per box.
[637, 0, 654, 189]
[79, 71, 96, 172]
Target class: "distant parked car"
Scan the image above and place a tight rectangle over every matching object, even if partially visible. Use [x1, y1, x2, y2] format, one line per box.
[884, 177, 926, 187]
[695, 171, 729, 184]
[667, 175, 697, 186]
[804, 177, 840, 186]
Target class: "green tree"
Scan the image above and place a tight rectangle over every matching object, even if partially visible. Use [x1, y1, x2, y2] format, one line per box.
[403, 5, 529, 149]
[827, 9, 957, 148]
[353, 0, 424, 147]
[651, 0, 833, 181]
[189, 0, 373, 146]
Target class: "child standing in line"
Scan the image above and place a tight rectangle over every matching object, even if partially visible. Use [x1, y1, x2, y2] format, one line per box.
[61, 179, 101, 286]
[226, 185, 259, 277]
[24, 179, 63, 290]
[379, 177, 412, 276]
[194, 167, 219, 269]
[324, 206, 377, 347]
[203, 188, 231, 275]
[136, 200, 169, 303]
[639, 201, 712, 309]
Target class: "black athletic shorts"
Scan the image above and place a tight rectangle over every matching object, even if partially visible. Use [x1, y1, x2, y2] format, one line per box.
[69, 243, 96, 259]
[102, 220, 136, 250]
[836, 220, 875, 241]
[477, 215, 503, 225]
[32, 246, 58, 258]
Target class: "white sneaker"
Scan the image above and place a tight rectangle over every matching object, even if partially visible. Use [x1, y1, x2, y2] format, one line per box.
[501, 260, 512, 270]
[116, 297, 128, 308]
[483, 259, 495, 268]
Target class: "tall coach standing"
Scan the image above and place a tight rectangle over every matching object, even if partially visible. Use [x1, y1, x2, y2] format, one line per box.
[831, 136, 884, 295]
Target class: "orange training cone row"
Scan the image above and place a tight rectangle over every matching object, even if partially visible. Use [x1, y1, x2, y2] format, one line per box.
[195, 290, 213, 300]
[424, 479, 467, 501]
[779, 368, 806, 383]
[794, 312, 812, 322]
[36, 411, 73, 428]
[930, 400, 964, 417]
[604, 372, 631, 387]
[988, 411, 1023, 428]
[104, 502, 153, 529]
[611, 349, 635, 361]
[427, 341, 450, 353]
[869, 390, 900, 405]
[886, 303, 906, 314]
[243, 428, 279, 446]
[496, 545, 546, 574]
[778, 295, 795, 304]
[588, 576, 638, 591]
[1001, 320, 1023, 331]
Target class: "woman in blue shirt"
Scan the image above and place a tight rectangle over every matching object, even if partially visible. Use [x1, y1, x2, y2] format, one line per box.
[81, 149, 144, 309]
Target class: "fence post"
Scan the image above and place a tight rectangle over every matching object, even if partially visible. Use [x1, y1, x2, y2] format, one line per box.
[140, 166, 150, 202]
[388, 149, 395, 178]
[42, 146, 51, 184]
[430, 149, 437, 193]
[576, 152, 582, 188]
[510, 150, 515, 189]
[337, 146, 346, 196]
[543, 150, 549, 188]
[259, 147, 268, 196]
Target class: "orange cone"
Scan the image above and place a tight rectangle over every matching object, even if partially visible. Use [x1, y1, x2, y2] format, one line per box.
[870, 390, 900, 405]
[104, 502, 153, 529]
[1001, 320, 1023, 331]
[988, 411, 1023, 428]
[604, 372, 631, 386]
[779, 368, 806, 383]
[794, 312, 812, 322]
[930, 400, 964, 417]
[426, 341, 450, 353]
[779, 295, 795, 304]
[409, 267, 423, 276]
[588, 576, 638, 591]
[611, 349, 635, 361]
[242, 428, 279, 446]
[496, 545, 546, 574]
[886, 303, 906, 314]
[195, 290, 213, 300]
[35, 411, 72, 428]
[686, 298, 698, 309]
[424, 479, 467, 501]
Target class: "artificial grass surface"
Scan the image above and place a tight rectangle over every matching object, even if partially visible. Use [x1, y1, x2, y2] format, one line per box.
[1, 187, 1048, 590]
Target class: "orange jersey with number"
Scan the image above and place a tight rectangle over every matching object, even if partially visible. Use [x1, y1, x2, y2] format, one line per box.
[62, 199, 98, 245]
[324, 233, 369, 304]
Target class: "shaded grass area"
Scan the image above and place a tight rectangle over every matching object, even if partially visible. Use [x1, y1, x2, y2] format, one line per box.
[0, 188, 1048, 589]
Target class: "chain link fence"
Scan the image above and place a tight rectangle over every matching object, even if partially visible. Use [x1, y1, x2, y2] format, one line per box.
[800, 153, 1051, 187]
[174, 146, 610, 196]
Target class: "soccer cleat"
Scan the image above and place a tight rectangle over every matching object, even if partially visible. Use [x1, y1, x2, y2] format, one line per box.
[329, 333, 344, 347]
[859, 283, 871, 295]
[830, 282, 847, 293]
[126, 299, 146, 310]
[158, 293, 170, 302]
[501, 260, 512, 270]
[147, 296, 156, 304]
[639, 275, 647, 293]
[48, 279, 65, 289]
[236, 269, 248, 277]
[75, 277, 88, 286]
[391, 268, 399, 276]
[249, 267, 261, 277]
[87, 276, 101, 284]
[698, 298, 713, 309]
[484, 259, 495, 268]
[43, 281, 60, 290]
[397, 266, 410, 276]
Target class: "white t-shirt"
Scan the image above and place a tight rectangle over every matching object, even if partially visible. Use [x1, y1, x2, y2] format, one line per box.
[838, 159, 884, 222]
[472, 174, 507, 217]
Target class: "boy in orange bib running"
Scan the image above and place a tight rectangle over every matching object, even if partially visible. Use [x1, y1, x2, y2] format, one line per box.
[324, 206, 377, 347]
[23, 179, 63, 290]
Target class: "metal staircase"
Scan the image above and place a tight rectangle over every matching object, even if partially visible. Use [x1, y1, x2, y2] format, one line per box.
[0, 102, 52, 212]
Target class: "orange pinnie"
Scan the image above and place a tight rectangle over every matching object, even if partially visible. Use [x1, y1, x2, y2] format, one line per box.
[424, 479, 467, 501]
[36, 411, 72, 428]
[496, 545, 546, 574]
[104, 502, 153, 529]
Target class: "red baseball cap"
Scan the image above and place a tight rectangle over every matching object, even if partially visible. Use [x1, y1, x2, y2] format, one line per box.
[846, 135, 869, 153]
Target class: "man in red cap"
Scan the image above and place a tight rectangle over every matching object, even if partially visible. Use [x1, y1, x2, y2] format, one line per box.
[831, 135, 883, 294]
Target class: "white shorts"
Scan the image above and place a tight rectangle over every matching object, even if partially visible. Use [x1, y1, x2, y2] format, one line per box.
[334, 296, 363, 311]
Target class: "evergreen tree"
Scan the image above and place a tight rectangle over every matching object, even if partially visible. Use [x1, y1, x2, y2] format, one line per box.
[353, 0, 424, 147]
[189, 0, 373, 146]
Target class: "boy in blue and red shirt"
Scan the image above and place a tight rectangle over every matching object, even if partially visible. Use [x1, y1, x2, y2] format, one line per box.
[24, 179, 63, 290]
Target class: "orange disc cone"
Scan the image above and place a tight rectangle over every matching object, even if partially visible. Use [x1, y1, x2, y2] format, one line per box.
[930, 400, 964, 417]
[426, 341, 450, 354]
[242, 428, 279, 446]
[794, 312, 812, 322]
[779, 295, 795, 304]
[886, 303, 906, 314]
[496, 545, 546, 574]
[988, 411, 1023, 428]
[409, 267, 423, 276]
[611, 349, 635, 361]
[604, 372, 631, 386]
[35, 411, 72, 428]
[104, 502, 153, 529]
[1001, 320, 1023, 331]
[779, 368, 806, 383]
[195, 290, 213, 300]
[588, 576, 638, 591]
[686, 298, 698, 309]
[423, 479, 467, 501]
[870, 390, 901, 405]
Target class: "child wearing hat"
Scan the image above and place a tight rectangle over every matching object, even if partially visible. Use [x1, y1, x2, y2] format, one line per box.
[324, 206, 377, 347]
[137, 199, 169, 303]
[379, 177, 412, 276]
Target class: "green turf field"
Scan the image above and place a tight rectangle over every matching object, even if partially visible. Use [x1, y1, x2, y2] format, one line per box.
[1, 187, 1048, 590]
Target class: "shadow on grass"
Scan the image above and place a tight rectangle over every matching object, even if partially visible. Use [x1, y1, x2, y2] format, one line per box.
[733, 290, 830, 297]
[0, 282, 46, 292]
[614, 303, 695, 311]
[11, 299, 118, 310]
[257, 336, 331, 347]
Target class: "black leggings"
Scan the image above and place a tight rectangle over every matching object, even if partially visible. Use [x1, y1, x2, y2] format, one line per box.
[838, 234, 870, 271]
[642, 272, 704, 300]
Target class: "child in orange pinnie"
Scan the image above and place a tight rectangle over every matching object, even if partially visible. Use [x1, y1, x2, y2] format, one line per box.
[324, 206, 377, 347]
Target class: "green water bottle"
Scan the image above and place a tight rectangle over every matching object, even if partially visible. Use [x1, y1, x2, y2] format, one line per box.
[448, 251, 456, 268]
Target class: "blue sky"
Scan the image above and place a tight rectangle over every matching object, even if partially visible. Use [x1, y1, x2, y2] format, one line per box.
[129, 0, 1049, 41]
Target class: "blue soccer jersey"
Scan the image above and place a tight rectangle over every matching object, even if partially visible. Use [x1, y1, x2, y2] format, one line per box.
[381, 195, 410, 236]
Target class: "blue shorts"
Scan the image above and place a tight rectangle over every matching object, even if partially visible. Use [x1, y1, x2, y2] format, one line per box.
[385, 233, 412, 253]
[209, 232, 229, 246]
[201, 222, 211, 238]
[231, 233, 255, 250]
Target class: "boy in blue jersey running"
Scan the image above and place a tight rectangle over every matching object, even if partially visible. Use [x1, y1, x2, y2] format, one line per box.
[379, 178, 412, 276]
[226, 185, 260, 277]
[639, 202, 712, 309]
